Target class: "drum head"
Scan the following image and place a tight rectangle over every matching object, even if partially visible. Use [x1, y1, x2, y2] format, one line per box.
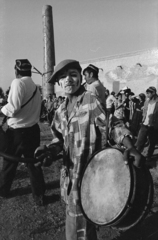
[80, 148, 131, 225]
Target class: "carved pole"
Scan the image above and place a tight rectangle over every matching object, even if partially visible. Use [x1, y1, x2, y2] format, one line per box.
[42, 5, 55, 97]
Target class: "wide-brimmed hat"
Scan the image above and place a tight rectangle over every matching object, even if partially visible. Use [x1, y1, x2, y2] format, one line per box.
[48, 59, 82, 83]
[146, 86, 157, 93]
[83, 64, 99, 75]
[15, 59, 32, 71]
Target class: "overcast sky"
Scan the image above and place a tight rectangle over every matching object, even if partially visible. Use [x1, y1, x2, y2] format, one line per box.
[0, 0, 158, 90]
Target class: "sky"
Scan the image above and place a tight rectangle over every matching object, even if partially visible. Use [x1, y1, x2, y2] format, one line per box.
[0, 0, 158, 91]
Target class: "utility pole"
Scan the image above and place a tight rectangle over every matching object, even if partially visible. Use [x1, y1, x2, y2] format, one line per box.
[42, 5, 55, 97]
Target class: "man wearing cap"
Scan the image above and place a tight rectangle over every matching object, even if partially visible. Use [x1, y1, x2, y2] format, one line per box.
[34, 59, 143, 240]
[135, 86, 158, 161]
[0, 59, 45, 206]
[83, 64, 106, 108]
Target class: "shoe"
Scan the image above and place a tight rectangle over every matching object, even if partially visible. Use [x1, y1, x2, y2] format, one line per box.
[34, 195, 44, 206]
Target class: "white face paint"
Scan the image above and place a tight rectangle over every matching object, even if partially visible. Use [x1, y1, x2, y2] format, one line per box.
[58, 69, 81, 95]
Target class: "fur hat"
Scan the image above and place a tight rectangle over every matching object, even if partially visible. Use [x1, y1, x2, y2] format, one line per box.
[15, 59, 32, 71]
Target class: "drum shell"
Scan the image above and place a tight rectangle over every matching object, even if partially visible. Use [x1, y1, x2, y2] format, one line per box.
[79, 148, 153, 230]
[109, 163, 153, 230]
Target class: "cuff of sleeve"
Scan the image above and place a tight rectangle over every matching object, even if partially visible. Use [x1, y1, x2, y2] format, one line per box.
[1, 106, 11, 117]
[1, 106, 8, 116]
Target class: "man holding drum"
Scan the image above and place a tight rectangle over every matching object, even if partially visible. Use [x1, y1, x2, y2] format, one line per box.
[34, 59, 143, 240]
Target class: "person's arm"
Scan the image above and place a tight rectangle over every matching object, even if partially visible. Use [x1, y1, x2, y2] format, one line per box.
[122, 136, 144, 168]
[1, 79, 24, 117]
[92, 97, 107, 148]
[111, 122, 144, 168]
[34, 110, 63, 166]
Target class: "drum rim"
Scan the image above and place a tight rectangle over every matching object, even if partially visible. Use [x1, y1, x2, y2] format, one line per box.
[79, 147, 132, 226]
[109, 165, 154, 230]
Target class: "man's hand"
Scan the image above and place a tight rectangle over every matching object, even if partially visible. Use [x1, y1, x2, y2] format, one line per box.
[122, 136, 144, 168]
[129, 147, 145, 168]
[34, 145, 53, 167]
[123, 147, 144, 168]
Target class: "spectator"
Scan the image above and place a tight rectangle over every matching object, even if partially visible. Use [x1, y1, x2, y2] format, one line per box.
[58, 96, 63, 107]
[135, 86, 158, 161]
[114, 92, 125, 121]
[123, 92, 130, 125]
[106, 91, 116, 115]
[40, 98, 47, 122]
[128, 92, 135, 123]
[130, 93, 146, 136]
[45, 94, 57, 125]
[105, 89, 110, 100]
[83, 64, 106, 108]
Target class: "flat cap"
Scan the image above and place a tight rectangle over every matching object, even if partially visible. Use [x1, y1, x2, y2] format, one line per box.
[48, 59, 82, 83]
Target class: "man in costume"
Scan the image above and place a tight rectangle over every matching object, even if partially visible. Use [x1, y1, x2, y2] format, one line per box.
[35, 59, 143, 239]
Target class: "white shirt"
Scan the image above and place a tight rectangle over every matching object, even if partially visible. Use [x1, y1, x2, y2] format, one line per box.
[144, 98, 156, 126]
[86, 79, 106, 106]
[106, 95, 116, 109]
[1, 77, 41, 128]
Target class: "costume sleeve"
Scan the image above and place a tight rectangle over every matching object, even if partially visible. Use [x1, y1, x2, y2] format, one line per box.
[47, 110, 64, 154]
[1, 79, 24, 117]
[91, 97, 107, 148]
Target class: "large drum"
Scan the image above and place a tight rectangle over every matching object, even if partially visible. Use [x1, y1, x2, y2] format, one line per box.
[79, 148, 153, 230]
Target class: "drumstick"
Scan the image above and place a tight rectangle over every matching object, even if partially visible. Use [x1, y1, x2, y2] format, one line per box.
[0, 151, 42, 163]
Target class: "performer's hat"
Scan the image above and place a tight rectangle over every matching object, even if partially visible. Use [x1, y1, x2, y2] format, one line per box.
[48, 59, 82, 83]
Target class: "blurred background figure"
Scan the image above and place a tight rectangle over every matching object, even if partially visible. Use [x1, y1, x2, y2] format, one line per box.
[114, 92, 125, 122]
[130, 93, 146, 137]
[83, 64, 106, 109]
[135, 86, 158, 162]
[106, 91, 116, 116]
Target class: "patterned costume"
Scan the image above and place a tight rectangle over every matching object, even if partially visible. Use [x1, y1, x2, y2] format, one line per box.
[47, 86, 131, 239]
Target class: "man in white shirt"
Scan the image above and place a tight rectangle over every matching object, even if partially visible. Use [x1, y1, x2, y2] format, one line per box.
[83, 64, 106, 109]
[135, 86, 158, 161]
[106, 91, 116, 114]
[0, 59, 45, 205]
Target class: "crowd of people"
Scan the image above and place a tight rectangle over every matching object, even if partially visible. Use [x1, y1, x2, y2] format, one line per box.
[41, 63, 158, 165]
[40, 93, 65, 125]
[106, 85, 158, 162]
[0, 58, 157, 240]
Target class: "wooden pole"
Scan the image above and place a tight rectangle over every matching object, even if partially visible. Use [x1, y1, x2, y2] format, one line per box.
[42, 5, 55, 98]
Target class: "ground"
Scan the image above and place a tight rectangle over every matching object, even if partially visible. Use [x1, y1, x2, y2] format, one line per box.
[0, 121, 158, 240]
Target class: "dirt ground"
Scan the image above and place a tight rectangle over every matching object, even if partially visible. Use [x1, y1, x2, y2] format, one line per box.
[0, 121, 158, 240]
